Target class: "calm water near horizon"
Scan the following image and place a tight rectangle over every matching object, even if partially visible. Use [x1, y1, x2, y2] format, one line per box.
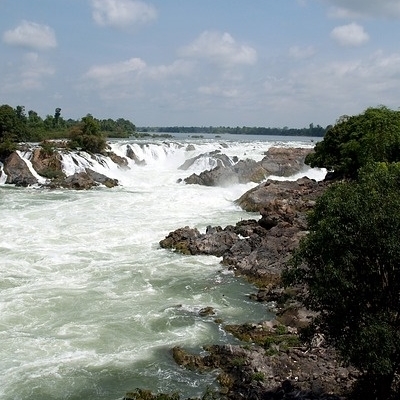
[0, 136, 324, 399]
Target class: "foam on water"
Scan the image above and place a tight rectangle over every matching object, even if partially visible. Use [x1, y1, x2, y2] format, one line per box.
[0, 136, 324, 399]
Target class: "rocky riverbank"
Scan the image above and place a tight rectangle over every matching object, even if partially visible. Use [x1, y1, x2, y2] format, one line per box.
[157, 174, 361, 399]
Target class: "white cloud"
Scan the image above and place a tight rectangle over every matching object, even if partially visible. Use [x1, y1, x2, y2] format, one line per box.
[2, 20, 57, 50]
[91, 0, 157, 28]
[326, 0, 400, 19]
[330, 22, 369, 46]
[2, 52, 55, 92]
[180, 31, 257, 67]
[288, 45, 316, 59]
[85, 57, 146, 86]
[261, 50, 400, 125]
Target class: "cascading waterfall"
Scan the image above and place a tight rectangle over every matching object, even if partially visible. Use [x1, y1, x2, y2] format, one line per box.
[0, 136, 325, 400]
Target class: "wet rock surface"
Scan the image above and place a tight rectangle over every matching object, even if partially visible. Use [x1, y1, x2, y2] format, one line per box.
[158, 176, 363, 399]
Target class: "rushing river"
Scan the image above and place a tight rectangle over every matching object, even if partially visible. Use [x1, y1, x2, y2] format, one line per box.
[0, 135, 324, 400]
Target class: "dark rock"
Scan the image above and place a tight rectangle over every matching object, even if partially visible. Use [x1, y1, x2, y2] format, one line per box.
[126, 145, 146, 165]
[86, 168, 119, 188]
[60, 171, 98, 190]
[199, 306, 215, 316]
[107, 151, 129, 169]
[30, 147, 65, 178]
[160, 225, 239, 257]
[3, 152, 38, 186]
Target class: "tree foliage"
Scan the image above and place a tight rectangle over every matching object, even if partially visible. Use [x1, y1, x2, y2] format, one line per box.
[305, 106, 400, 178]
[283, 162, 400, 399]
[0, 104, 28, 157]
[68, 114, 107, 153]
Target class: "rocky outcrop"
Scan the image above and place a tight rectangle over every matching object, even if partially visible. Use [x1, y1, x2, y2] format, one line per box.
[1, 147, 122, 189]
[184, 159, 264, 186]
[3, 152, 38, 186]
[159, 225, 239, 257]
[183, 147, 313, 186]
[179, 149, 234, 171]
[161, 177, 327, 284]
[260, 147, 313, 177]
[52, 169, 119, 190]
[172, 342, 358, 400]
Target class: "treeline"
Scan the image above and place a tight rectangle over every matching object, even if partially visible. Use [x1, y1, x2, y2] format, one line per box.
[0, 104, 137, 157]
[139, 123, 327, 137]
[0, 104, 136, 143]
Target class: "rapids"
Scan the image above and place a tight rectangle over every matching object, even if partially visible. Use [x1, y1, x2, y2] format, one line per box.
[0, 135, 324, 399]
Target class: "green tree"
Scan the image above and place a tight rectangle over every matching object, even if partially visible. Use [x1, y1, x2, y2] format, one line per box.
[68, 114, 107, 153]
[0, 104, 28, 158]
[306, 106, 400, 179]
[283, 162, 400, 399]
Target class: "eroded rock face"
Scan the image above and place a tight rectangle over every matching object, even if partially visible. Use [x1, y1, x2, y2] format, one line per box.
[3, 152, 38, 186]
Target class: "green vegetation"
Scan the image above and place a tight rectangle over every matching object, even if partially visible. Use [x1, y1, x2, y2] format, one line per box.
[68, 113, 107, 153]
[0, 104, 139, 158]
[0, 104, 27, 157]
[305, 106, 400, 179]
[284, 162, 400, 399]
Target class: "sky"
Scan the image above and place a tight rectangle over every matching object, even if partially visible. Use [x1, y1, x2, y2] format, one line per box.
[1, 0, 400, 128]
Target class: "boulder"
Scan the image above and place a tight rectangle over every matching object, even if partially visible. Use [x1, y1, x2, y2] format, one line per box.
[30, 147, 64, 178]
[3, 152, 38, 186]
[106, 151, 129, 169]
[60, 171, 98, 190]
[86, 168, 118, 188]
[236, 177, 325, 214]
[261, 147, 313, 177]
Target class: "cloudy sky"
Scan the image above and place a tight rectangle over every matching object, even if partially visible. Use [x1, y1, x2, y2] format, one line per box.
[1, 0, 400, 128]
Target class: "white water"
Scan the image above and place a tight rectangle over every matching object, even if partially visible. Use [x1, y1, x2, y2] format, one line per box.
[0, 136, 325, 400]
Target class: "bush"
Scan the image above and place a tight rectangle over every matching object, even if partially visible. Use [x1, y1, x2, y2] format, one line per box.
[306, 106, 400, 179]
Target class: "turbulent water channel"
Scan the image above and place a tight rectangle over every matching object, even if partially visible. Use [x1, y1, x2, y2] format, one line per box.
[0, 135, 323, 400]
